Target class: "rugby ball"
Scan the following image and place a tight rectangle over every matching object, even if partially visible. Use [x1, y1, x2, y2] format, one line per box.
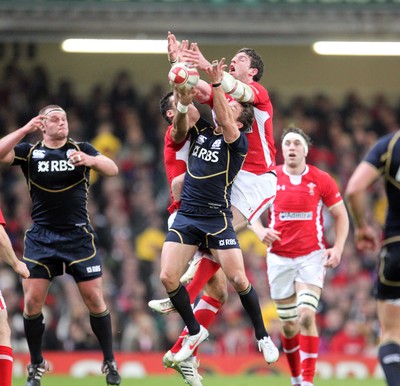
[168, 62, 199, 90]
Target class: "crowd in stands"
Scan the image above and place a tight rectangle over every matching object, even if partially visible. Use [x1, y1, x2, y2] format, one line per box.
[0, 60, 399, 357]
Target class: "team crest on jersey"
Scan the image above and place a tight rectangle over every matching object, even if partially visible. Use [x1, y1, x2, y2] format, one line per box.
[32, 150, 46, 159]
[211, 139, 222, 150]
[66, 149, 77, 158]
[307, 183, 316, 195]
[196, 135, 207, 145]
[276, 184, 286, 191]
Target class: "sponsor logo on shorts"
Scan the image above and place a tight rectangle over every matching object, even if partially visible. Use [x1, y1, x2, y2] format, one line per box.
[280, 212, 313, 220]
[219, 239, 237, 246]
[87, 265, 101, 273]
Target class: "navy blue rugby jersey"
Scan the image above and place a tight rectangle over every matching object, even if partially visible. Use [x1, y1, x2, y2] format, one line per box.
[365, 130, 400, 239]
[180, 118, 248, 213]
[12, 139, 99, 230]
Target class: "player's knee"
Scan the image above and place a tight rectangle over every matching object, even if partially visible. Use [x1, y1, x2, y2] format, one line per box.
[281, 319, 299, 338]
[228, 273, 248, 292]
[298, 308, 316, 330]
[160, 270, 178, 290]
[297, 289, 319, 329]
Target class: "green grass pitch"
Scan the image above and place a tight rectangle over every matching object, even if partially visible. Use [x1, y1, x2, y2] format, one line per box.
[12, 374, 386, 385]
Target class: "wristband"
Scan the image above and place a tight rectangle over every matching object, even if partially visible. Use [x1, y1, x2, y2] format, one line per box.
[177, 102, 188, 114]
[212, 82, 221, 88]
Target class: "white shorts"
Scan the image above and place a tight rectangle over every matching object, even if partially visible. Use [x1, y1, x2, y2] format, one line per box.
[0, 290, 6, 310]
[231, 170, 276, 225]
[267, 249, 327, 300]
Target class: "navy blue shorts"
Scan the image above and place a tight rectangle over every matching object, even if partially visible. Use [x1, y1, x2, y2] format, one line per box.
[23, 224, 102, 282]
[375, 240, 400, 300]
[166, 210, 240, 250]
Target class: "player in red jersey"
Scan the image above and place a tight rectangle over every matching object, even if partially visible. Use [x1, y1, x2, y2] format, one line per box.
[262, 126, 349, 386]
[0, 209, 30, 386]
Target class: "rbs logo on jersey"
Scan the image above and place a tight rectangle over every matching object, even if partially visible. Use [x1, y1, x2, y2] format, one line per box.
[192, 145, 219, 162]
[37, 160, 75, 172]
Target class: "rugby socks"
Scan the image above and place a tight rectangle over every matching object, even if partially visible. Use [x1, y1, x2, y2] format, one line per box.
[300, 334, 319, 385]
[378, 342, 400, 386]
[281, 333, 301, 383]
[0, 345, 13, 386]
[170, 295, 223, 354]
[238, 284, 268, 340]
[186, 258, 220, 303]
[90, 310, 114, 361]
[23, 312, 45, 364]
[168, 284, 200, 335]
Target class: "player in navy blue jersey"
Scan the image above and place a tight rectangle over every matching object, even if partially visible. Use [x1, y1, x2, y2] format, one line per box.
[160, 59, 279, 365]
[346, 130, 400, 386]
[0, 105, 121, 386]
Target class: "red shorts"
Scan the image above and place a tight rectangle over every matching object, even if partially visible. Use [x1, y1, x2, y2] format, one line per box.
[0, 290, 6, 310]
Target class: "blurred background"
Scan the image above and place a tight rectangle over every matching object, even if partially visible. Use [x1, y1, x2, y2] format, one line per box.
[0, 0, 399, 362]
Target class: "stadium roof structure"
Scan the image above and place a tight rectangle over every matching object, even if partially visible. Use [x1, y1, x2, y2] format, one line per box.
[0, 0, 399, 45]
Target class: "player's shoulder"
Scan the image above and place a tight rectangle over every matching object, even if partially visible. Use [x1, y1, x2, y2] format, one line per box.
[307, 164, 331, 178]
[373, 131, 400, 153]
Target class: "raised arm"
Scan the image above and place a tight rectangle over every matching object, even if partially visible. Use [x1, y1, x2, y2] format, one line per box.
[181, 42, 255, 103]
[0, 116, 45, 163]
[170, 87, 199, 144]
[203, 58, 240, 144]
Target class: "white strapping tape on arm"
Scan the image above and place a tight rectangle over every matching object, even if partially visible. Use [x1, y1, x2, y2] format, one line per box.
[221, 71, 253, 102]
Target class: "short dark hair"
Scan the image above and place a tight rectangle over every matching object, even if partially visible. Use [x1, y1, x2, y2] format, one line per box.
[159, 91, 173, 124]
[236, 48, 264, 82]
[281, 125, 312, 148]
[238, 103, 255, 131]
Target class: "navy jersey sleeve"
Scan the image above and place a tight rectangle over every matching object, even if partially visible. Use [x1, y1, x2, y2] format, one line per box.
[13, 142, 34, 165]
[364, 133, 392, 173]
[76, 142, 101, 157]
[227, 132, 248, 156]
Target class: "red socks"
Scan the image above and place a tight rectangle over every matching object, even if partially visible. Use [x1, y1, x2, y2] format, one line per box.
[300, 334, 319, 384]
[186, 258, 220, 303]
[170, 295, 223, 354]
[0, 345, 13, 386]
[281, 333, 301, 379]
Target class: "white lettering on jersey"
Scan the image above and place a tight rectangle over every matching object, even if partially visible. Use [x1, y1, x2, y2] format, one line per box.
[37, 160, 75, 172]
[279, 212, 313, 221]
[192, 146, 219, 162]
